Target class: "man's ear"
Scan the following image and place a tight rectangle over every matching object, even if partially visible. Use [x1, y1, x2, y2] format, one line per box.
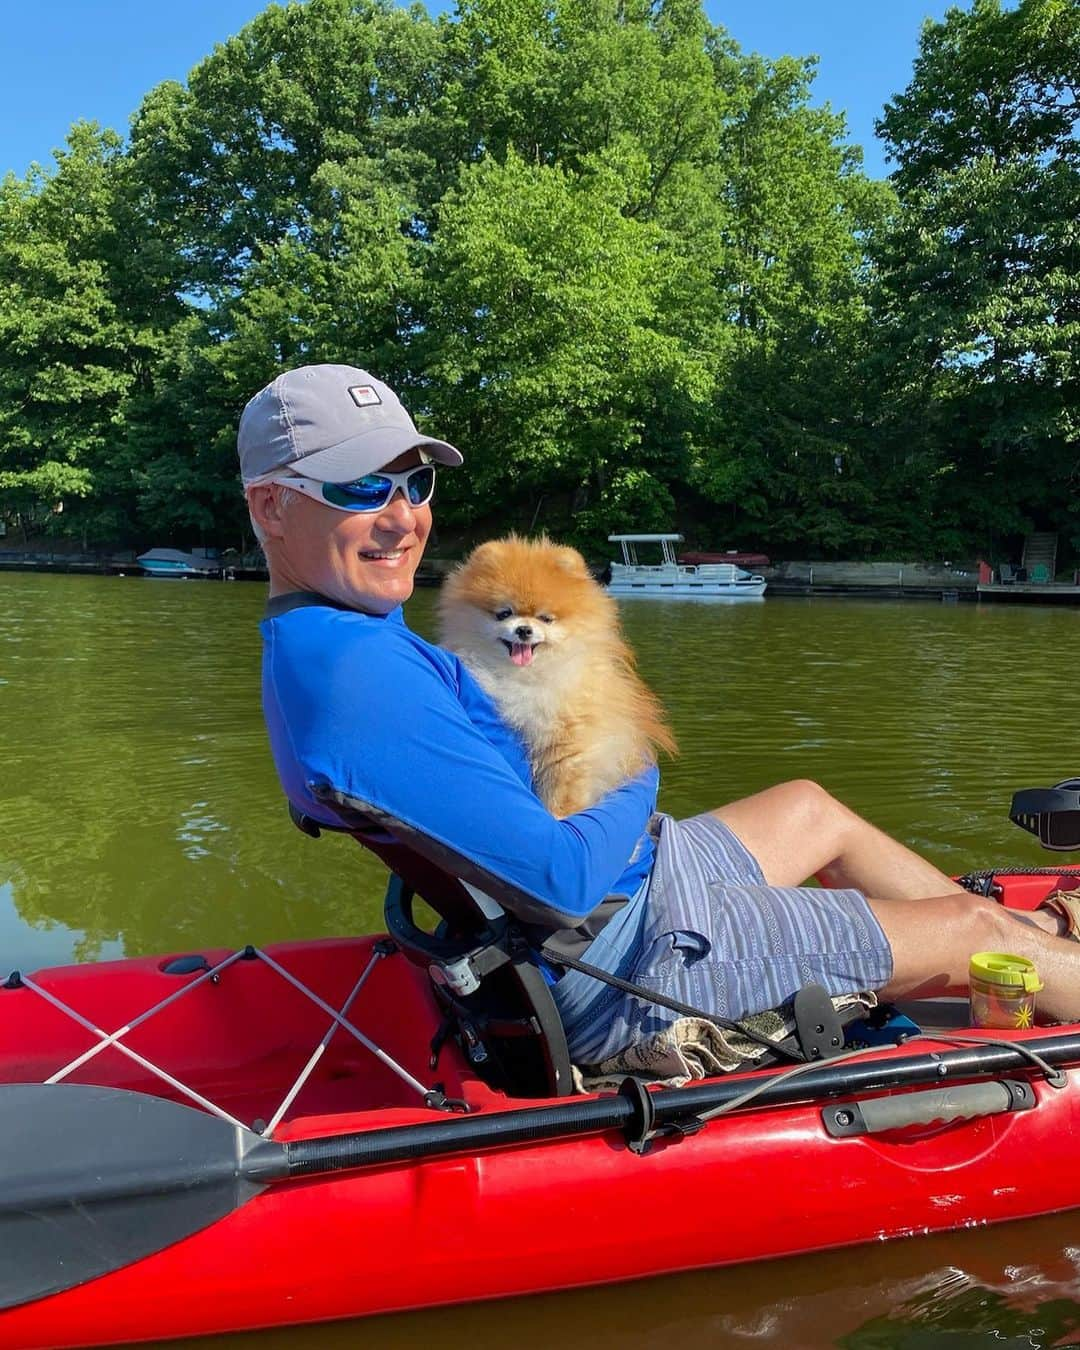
[246, 484, 289, 540]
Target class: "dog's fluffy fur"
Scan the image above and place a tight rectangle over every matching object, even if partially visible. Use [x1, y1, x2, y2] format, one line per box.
[438, 535, 676, 817]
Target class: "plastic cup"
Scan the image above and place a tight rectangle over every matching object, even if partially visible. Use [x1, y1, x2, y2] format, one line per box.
[969, 952, 1043, 1030]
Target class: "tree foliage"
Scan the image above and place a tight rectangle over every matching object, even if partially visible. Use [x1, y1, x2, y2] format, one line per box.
[0, 0, 1076, 563]
[0, 127, 136, 539]
[873, 0, 1080, 555]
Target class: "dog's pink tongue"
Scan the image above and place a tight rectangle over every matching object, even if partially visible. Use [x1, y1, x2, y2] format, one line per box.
[510, 642, 534, 667]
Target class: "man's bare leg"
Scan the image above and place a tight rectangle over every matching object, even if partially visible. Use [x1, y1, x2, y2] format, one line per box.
[870, 891, 1080, 1023]
[712, 779, 1055, 935]
[709, 778, 1080, 1014]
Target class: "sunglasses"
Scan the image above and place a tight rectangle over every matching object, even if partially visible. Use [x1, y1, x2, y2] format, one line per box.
[268, 465, 436, 513]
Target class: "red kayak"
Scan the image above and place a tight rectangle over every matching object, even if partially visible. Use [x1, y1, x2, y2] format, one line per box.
[4, 867, 1080, 1348]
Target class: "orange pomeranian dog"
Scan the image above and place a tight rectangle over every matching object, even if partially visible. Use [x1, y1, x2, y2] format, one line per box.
[437, 535, 676, 818]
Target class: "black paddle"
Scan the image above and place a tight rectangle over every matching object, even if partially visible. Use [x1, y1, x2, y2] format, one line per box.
[4, 1031, 1079, 1312]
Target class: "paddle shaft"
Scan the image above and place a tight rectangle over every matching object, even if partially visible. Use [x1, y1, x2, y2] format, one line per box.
[273, 1031, 1080, 1181]
[12, 1032, 1062, 1211]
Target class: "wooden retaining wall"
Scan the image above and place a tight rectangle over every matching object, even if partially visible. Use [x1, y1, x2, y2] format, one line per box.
[761, 560, 978, 595]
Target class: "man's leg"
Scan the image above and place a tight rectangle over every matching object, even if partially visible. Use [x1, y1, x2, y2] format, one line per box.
[712, 779, 1052, 922]
[870, 890, 1080, 1023]
[710, 778, 1080, 1016]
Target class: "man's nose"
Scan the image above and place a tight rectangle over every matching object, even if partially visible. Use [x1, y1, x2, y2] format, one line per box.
[377, 490, 416, 530]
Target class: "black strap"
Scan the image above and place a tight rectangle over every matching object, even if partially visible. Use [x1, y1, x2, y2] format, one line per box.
[539, 944, 806, 1064]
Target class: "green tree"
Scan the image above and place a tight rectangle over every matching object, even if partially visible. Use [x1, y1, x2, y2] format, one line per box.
[0, 126, 136, 543]
[126, 0, 442, 296]
[423, 147, 708, 541]
[873, 0, 1080, 557]
[689, 53, 888, 554]
[120, 0, 441, 544]
[20, 0, 1069, 562]
[421, 0, 731, 547]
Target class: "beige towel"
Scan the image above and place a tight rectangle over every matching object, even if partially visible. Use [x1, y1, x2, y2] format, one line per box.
[573, 991, 877, 1093]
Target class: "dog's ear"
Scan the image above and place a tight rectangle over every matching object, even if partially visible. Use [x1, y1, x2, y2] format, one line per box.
[548, 544, 591, 578]
[463, 539, 505, 566]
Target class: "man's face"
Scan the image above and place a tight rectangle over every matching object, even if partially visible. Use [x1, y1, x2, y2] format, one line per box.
[257, 450, 433, 614]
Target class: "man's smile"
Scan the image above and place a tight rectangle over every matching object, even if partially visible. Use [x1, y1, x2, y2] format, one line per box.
[359, 547, 409, 563]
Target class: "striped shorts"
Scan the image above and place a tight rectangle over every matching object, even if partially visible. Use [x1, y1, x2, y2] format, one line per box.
[568, 811, 894, 1066]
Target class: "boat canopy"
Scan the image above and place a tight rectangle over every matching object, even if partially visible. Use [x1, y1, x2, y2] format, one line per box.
[136, 548, 222, 573]
[607, 534, 685, 543]
[608, 534, 684, 566]
[137, 549, 200, 564]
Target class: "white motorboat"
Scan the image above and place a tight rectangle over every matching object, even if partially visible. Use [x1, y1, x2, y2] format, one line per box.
[136, 548, 223, 579]
[606, 534, 767, 598]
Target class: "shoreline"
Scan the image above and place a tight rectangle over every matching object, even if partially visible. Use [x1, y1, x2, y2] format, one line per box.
[3, 555, 1079, 603]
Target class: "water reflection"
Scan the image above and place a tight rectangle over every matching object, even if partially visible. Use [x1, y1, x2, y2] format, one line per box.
[0, 882, 124, 971]
[163, 1213, 1080, 1349]
[0, 574, 390, 969]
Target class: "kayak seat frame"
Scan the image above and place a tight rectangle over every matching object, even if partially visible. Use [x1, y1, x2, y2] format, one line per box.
[290, 795, 574, 1100]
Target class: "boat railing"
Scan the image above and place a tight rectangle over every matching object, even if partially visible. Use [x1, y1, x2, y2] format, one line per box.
[610, 561, 758, 583]
[694, 563, 752, 582]
[609, 561, 692, 575]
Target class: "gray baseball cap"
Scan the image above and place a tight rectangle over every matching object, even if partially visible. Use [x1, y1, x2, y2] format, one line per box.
[237, 364, 462, 486]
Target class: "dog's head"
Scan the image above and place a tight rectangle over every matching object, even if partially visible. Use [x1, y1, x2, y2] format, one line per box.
[438, 535, 615, 670]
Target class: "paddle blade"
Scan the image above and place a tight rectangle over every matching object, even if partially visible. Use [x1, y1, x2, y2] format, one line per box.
[0, 1084, 268, 1310]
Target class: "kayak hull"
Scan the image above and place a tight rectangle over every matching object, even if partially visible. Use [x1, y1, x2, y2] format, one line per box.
[4, 874, 1080, 1347]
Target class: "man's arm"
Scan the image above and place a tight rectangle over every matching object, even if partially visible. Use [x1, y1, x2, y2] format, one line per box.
[264, 613, 657, 928]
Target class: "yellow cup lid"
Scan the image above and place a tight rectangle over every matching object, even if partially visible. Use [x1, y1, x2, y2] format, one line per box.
[969, 951, 1044, 993]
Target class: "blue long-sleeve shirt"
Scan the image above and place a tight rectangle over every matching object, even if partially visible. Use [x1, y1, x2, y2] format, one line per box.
[259, 593, 657, 930]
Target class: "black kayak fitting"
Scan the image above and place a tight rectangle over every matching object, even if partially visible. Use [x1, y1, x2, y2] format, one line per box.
[1010, 778, 1080, 852]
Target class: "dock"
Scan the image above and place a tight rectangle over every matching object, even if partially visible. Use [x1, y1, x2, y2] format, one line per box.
[974, 542, 1080, 601]
[0, 551, 269, 581]
[977, 581, 1080, 602]
[0, 552, 116, 576]
[761, 560, 1080, 603]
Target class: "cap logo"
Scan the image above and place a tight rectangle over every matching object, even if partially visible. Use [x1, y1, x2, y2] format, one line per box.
[348, 385, 382, 408]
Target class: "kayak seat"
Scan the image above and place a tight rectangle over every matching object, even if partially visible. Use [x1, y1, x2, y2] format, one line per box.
[289, 793, 574, 1100]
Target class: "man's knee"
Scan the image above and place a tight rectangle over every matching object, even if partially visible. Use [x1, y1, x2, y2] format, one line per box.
[873, 891, 1012, 999]
[776, 779, 848, 833]
[937, 891, 1011, 946]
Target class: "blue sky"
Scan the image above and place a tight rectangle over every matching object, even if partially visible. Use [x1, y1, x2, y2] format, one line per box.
[2, 0, 958, 182]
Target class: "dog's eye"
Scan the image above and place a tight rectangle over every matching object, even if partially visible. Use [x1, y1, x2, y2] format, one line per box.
[537, 614, 554, 624]
[494, 607, 513, 621]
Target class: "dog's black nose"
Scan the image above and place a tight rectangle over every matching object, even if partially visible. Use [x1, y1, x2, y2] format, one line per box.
[514, 624, 534, 641]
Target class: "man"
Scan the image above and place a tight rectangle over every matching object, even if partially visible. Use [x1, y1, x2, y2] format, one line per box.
[242, 363, 1080, 1065]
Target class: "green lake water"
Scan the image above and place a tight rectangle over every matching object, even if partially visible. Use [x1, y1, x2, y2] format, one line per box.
[2, 571, 1078, 1348]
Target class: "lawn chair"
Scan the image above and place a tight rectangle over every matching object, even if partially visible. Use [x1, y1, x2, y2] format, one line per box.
[999, 563, 1017, 584]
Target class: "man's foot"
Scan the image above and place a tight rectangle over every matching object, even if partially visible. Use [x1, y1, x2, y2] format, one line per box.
[1041, 889, 1080, 941]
